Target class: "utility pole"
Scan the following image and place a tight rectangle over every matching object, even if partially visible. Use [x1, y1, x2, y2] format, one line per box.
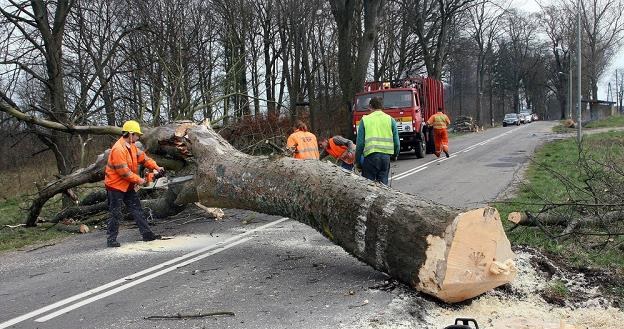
[576, 0, 582, 142]
[568, 55, 572, 119]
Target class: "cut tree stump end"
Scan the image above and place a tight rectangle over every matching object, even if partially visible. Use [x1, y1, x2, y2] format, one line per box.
[417, 207, 517, 303]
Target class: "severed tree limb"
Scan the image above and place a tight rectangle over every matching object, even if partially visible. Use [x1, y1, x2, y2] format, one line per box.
[144, 311, 235, 320]
[172, 124, 517, 303]
[51, 182, 195, 224]
[25, 151, 110, 226]
[24, 135, 189, 226]
[507, 211, 623, 228]
[51, 202, 109, 223]
[80, 190, 108, 206]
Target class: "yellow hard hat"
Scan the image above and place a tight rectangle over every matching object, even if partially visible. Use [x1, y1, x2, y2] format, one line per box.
[122, 120, 143, 135]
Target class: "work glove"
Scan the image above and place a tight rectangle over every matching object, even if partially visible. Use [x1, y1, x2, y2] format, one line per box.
[340, 150, 355, 164]
[154, 167, 166, 179]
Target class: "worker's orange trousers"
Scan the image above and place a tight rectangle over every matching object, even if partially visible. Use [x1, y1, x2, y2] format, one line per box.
[433, 128, 449, 157]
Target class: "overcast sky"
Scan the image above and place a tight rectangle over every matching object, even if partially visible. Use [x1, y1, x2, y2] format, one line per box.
[512, 0, 624, 100]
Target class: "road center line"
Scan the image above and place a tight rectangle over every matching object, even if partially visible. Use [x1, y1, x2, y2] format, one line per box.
[35, 237, 254, 323]
[0, 217, 289, 329]
[392, 126, 525, 180]
[393, 167, 427, 181]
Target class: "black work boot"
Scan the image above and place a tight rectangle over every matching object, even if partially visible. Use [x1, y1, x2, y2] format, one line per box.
[107, 240, 121, 248]
[142, 233, 162, 242]
[444, 150, 450, 158]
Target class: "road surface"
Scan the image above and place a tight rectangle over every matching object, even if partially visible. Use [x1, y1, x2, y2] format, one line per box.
[0, 121, 555, 329]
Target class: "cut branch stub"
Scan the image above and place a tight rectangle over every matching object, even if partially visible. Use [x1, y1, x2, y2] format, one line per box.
[177, 124, 516, 303]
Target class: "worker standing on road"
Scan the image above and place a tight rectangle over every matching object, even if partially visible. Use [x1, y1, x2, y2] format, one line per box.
[427, 108, 451, 158]
[104, 120, 165, 248]
[319, 135, 356, 171]
[355, 97, 400, 185]
[286, 120, 320, 160]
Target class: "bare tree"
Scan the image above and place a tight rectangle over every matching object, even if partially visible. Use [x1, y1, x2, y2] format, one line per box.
[407, 0, 477, 80]
[539, 3, 575, 119]
[329, 0, 384, 137]
[372, 1, 423, 80]
[497, 10, 541, 113]
[0, 0, 80, 194]
[578, 0, 624, 101]
[467, 0, 505, 125]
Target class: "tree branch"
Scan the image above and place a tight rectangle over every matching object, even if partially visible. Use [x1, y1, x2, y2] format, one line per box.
[0, 94, 122, 135]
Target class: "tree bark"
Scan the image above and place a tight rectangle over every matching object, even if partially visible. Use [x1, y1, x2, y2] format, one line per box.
[330, 0, 384, 138]
[179, 124, 516, 303]
[11, 117, 516, 303]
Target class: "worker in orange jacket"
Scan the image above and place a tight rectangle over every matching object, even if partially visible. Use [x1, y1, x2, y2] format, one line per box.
[319, 135, 355, 170]
[286, 121, 320, 160]
[427, 108, 451, 158]
[104, 120, 164, 247]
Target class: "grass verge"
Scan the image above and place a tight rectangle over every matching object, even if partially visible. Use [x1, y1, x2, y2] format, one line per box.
[0, 195, 70, 252]
[552, 114, 624, 132]
[585, 115, 624, 128]
[494, 131, 624, 270]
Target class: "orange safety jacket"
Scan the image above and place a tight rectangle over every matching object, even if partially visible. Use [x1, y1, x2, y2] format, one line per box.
[427, 112, 451, 130]
[326, 138, 354, 164]
[104, 137, 158, 192]
[287, 130, 320, 160]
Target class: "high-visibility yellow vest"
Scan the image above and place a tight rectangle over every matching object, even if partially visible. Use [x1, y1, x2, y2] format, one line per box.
[362, 111, 394, 156]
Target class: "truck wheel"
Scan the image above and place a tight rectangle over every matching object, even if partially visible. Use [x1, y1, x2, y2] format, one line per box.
[426, 127, 436, 154]
[414, 133, 426, 158]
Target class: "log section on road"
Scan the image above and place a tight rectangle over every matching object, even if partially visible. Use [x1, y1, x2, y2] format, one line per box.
[183, 124, 517, 303]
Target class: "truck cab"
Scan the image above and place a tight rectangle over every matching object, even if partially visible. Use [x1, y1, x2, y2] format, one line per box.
[353, 77, 444, 158]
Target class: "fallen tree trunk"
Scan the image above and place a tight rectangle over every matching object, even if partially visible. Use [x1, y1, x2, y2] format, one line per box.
[173, 124, 517, 303]
[22, 121, 517, 303]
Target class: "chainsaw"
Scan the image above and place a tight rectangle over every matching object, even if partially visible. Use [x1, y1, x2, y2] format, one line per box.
[143, 169, 194, 190]
[443, 318, 479, 329]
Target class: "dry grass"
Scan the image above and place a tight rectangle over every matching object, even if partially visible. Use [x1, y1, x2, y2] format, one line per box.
[0, 158, 58, 200]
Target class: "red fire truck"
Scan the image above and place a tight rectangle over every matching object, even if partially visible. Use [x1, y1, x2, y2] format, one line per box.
[352, 77, 444, 158]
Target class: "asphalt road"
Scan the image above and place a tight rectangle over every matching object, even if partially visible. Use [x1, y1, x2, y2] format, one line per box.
[0, 121, 555, 329]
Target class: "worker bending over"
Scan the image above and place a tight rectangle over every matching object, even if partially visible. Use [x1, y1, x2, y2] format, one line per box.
[319, 135, 355, 170]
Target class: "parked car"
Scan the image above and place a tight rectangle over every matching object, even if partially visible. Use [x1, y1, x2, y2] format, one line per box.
[532, 113, 539, 121]
[519, 111, 532, 123]
[503, 113, 520, 126]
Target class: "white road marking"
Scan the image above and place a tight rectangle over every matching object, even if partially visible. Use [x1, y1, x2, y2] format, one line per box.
[393, 167, 428, 181]
[392, 126, 524, 181]
[35, 237, 253, 322]
[0, 217, 289, 328]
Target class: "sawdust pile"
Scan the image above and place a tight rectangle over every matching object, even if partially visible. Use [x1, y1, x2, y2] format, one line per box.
[423, 248, 623, 328]
[347, 248, 623, 329]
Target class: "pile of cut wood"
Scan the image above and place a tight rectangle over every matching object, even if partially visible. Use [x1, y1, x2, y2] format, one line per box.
[452, 116, 480, 132]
